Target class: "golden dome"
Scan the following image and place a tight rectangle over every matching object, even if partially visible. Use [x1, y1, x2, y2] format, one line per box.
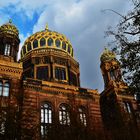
[100, 48, 116, 62]
[21, 25, 74, 58]
[0, 19, 19, 37]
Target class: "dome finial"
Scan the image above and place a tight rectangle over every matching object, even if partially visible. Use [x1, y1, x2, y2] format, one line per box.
[9, 19, 12, 24]
[45, 23, 48, 30]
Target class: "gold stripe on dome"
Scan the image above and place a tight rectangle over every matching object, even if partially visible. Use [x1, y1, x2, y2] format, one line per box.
[21, 29, 74, 58]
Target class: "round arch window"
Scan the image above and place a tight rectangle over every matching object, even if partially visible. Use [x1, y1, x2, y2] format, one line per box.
[62, 42, 66, 50]
[68, 45, 71, 54]
[55, 39, 61, 48]
[48, 38, 53, 46]
[27, 42, 32, 51]
[33, 39, 38, 48]
[59, 103, 70, 125]
[40, 38, 46, 47]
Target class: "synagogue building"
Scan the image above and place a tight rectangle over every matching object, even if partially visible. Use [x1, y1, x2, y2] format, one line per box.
[0, 20, 140, 140]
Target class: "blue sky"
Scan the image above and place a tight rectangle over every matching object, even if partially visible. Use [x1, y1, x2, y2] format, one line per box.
[0, 0, 131, 92]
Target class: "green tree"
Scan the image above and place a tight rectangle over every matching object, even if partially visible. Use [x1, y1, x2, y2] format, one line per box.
[106, 0, 140, 96]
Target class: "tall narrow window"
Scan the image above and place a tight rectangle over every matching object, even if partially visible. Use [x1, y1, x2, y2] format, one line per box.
[68, 45, 71, 54]
[3, 83, 10, 97]
[33, 39, 38, 48]
[55, 67, 66, 80]
[41, 102, 52, 139]
[62, 42, 66, 50]
[40, 38, 46, 47]
[0, 82, 2, 96]
[27, 42, 32, 51]
[4, 44, 11, 56]
[110, 70, 116, 80]
[48, 38, 53, 46]
[123, 102, 132, 114]
[23, 46, 26, 55]
[59, 104, 70, 125]
[78, 107, 87, 126]
[55, 39, 61, 48]
[37, 66, 49, 81]
[0, 82, 10, 97]
[70, 71, 77, 86]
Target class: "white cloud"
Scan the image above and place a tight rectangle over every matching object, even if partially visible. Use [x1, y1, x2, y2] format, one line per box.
[18, 33, 30, 60]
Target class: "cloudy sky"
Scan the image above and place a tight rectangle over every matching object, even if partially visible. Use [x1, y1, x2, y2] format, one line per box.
[0, 0, 132, 92]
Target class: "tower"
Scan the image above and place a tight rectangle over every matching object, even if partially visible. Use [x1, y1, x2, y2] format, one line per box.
[100, 48, 122, 88]
[0, 20, 20, 62]
[0, 21, 22, 139]
[100, 48, 140, 140]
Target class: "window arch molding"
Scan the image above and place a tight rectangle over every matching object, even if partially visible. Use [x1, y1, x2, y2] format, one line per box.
[59, 103, 71, 125]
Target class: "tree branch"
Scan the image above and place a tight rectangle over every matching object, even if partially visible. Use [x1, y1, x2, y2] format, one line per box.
[123, 31, 140, 35]
[101, 9, 126, 19]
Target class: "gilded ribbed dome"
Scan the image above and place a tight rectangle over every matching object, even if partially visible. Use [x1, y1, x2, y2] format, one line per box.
[0, 19, 19, 37]
[21, 25, 74, 58]
[100, 48, 116, 62]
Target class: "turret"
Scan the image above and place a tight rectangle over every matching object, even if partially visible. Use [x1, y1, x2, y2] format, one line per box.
[0, 20, 20, 62]
[100, 48, 122, 88]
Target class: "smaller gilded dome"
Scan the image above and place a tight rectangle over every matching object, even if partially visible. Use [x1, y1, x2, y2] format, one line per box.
[100, 48, 116, 62]
[0, 19, 19, 37]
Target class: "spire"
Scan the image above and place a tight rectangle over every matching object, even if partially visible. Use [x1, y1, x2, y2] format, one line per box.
[9, 19, 12, 24]
[45, 23, 48, 30]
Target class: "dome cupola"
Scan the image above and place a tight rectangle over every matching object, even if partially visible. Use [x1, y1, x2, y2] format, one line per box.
[21, 25, 74, 59]
[21, 24, 80, 87]
[100, 48, 116, 62]
[0, 19, 19, 38]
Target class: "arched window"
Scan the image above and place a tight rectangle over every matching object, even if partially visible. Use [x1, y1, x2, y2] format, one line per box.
[4, 44, 11, 56]
[23, 46, 26, 54]
[55, 39, 61, 48]
[3, 83, 10, 97]
[0, 81, 2, 96]
[41, 102, 52, 138]
[68, 45, 71, 54]
[0, 82, 10, 97]
[123, 102, 132, 114]
[59, 104, 70, 125]
[110, 69, 116, 80]
[36, 66, 49, 81]
[62, 42, 66, 50]
[27, 42, 32, 51]
[48, 38, 53, 46]
[78, 107, 87, 126]
[70, 71, 77, 86]
[33, 39, 38, 48]
[55, 67, 66, 80]
[40, 38, 46, 47]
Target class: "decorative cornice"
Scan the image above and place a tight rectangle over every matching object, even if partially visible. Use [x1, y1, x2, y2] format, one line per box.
[0, 59, 22, 79]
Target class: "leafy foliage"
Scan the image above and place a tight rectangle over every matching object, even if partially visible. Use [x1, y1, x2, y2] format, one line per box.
[106, 0, 140, 95]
